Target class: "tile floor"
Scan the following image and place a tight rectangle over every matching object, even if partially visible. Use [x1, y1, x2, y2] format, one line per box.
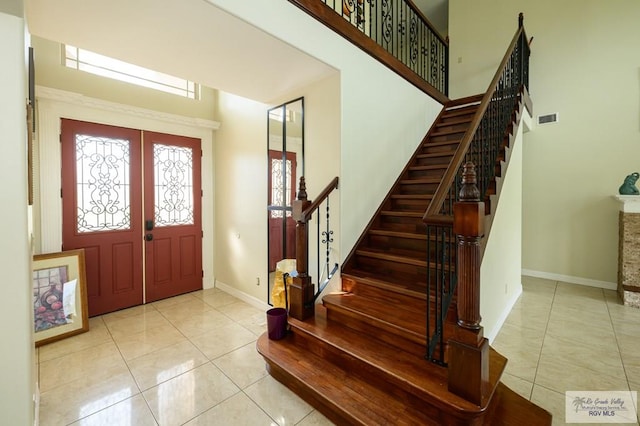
[37, 278, 640, 425]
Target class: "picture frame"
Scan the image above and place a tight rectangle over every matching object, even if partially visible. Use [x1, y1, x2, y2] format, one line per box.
[33, 249, 89, 346]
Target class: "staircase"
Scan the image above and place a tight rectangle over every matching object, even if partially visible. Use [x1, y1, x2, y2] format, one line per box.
[257, 11, 551, 426]
[257, 94, 550, 425]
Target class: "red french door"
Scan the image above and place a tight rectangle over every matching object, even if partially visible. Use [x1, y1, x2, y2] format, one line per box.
[61, 119, 202, 316]
[267, 149, 297, 272]
[143, 132, 202, 302]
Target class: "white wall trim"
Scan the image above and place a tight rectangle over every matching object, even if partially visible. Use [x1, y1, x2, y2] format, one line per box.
[37, 86, 221, 130]
[215, 279, 271, 311]
[522, 269, 616, 290]
[485, 284, 522, 344]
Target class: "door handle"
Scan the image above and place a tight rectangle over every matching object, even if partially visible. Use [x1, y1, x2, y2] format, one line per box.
[145, 234, 153, 241]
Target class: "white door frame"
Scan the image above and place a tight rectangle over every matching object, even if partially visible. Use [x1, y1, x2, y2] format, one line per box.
[36, 86, 220, 289]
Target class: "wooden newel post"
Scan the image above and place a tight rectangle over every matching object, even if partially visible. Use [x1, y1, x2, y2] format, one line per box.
[290, 177, 315, 321]
[448, 162, 490, 406]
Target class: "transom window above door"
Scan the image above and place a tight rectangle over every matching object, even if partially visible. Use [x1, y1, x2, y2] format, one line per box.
[63, 45, 198, 99]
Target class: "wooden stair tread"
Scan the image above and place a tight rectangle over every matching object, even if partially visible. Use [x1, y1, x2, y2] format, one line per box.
[258, 332, 457, 425]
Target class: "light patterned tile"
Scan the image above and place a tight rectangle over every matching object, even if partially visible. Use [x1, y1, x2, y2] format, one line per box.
[501, 373, 533, 400]
[39, 317, 112, 362]
[101, 305, 158, 325]
[216, 301, 264, 322]
[184, 392, 276, 426]
[200, 291, 241, 309]
[539, 334, 623, 379]
[105, 310, 171, 339]
[167, 309, 234, 338]
[40, 341, 125, 392]
[143, 363, 239, 426]
[212, 342, 268, 389]
[245, 376, 313, 426]
[297, 410, 336, 426]
[530, 385, 566, 426]
[69, 394, 157, 426]
[39, 365, 138, 426]
[190, 323, 257, 360]
[535, 353, 628, 394]
[113, 324, 186, 361]
[155, 298, 214, 322]
[151, 293, 197, 310]
[126, 340, 208, 391]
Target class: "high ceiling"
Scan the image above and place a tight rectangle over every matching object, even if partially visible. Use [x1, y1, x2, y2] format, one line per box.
[25, 0, 447, 103]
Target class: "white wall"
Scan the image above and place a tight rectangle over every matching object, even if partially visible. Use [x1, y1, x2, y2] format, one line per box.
[214, 73, 342, 302]
[205, 0, 442, 261]
[481, 114, 529, 341]
[449, 0, 640, 287]
[0, 8, 35, 426]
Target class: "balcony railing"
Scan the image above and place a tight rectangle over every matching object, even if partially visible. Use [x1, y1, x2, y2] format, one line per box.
[289, 0, 449, 102]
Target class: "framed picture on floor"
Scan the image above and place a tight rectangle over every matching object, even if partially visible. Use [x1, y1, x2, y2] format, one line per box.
[33, 249, 89, 346]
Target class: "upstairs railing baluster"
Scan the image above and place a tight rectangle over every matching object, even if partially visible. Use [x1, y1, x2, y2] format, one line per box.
[290, 0, 448, 100]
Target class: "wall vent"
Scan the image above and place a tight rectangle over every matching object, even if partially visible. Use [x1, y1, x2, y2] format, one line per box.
[538, 113, 559, 125]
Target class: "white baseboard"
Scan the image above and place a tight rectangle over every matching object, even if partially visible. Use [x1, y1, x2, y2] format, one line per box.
[521, 269, 616, 290]
[214, 280, 271, 311]
[485, 285, 523, 344]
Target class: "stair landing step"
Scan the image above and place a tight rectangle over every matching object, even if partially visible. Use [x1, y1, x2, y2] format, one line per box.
[289, 308, 487, 414]
[258, 331, 459, 425]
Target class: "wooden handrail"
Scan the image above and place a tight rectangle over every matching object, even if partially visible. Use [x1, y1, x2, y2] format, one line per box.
[423, 15, 526, 220]
[302, 176, 339, 219]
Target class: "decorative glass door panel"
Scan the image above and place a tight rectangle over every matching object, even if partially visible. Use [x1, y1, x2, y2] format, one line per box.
[153, 144, 194, 226]
[75, 134, 131, 233]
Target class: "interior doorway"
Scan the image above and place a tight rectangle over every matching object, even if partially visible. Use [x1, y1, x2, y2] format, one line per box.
[61, 119, 203, 316]
[267, 98, 304, 304]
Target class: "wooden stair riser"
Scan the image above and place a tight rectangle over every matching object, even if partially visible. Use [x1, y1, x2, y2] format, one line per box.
[406, 167, 448, 180]
[414, 153, 455, 167]
[421, 141, 462, 154]
[323, 300, 428, 356]
[434, 120, 472, 134]
[370, 219, 427, 234]
[363, 235, 456, 261]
